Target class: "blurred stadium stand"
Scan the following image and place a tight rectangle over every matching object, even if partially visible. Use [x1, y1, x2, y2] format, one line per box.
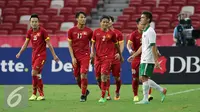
[0, 0, 200, 47]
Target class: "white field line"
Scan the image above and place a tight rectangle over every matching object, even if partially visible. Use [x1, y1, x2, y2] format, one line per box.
[167, 88, 200, 96]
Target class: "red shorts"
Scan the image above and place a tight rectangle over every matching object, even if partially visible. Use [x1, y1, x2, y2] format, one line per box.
[111, 59, 121, 77]
[94, 57, 112, 78]
[32, 57, 46, 74]
[131, 58, 140, 77]
[73, 57, 90, 77]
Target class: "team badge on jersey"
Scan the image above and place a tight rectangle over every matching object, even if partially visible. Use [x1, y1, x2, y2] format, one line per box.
[83, 31, 87, 35]
[106, 34, 111, 39]
[37, 33, 40, 37]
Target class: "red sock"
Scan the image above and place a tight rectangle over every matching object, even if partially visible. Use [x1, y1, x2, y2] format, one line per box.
[37, 77, 44, 96]
[77, 80, 81, 88]
[149, 87, 152, 95]
[32, 76, 38, 95]
[81, 78, 88, 95]
[97, 80, 101, 89]
[132, 74, 139, 96]
[115, 79, 121, 94]
[101, 82, 107, 98]
[106, 79, 110, 96]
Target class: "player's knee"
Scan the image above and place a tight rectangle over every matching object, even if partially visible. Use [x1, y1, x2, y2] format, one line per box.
[75, 77, 80, 82]
[81, 73, 87, 79]
[107, 75, 110, 80]
[131, 69, 136, 74]
[140, 76, 148, 82]
[32, 70, 38, 76]
[96, 77, 101, 82]
[115, 76, 120, 81]
[101, 75, 107, 82]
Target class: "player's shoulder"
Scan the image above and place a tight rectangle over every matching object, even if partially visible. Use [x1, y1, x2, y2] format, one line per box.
[148, 27, 155, 32]
[68, 26, 77, 31]
[84, 26, 93, 32]
[130, 30, 138, 36]
[27, 28, 33, 34]
[39, 26, 47, 32]
[113, 29, 121, 33]
[93, 28, 101, 33]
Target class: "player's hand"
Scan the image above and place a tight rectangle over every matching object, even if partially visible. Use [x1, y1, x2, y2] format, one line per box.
[90, 57, 94, 66]
[120, 56, 124, 63]
[128, 49, 135, 55]
[90, 52, 95, 58]
[127, 55, 134, 62]
[16, 53, 21, 59]
[157, 50, 162, 57]
[72, 57, 77, 67]
[155, 60, 161, 69]
[53, 55, 60, 62]
[115, 53, 120, 60]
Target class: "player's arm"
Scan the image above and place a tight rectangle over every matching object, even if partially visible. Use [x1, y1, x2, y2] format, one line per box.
[119, 41, 124, 53]
[127, 46, 141, 62]
[46, 39, 59, 62]
[118, 32, 124, 53]
[68, 40, 75, 59]
[126, 33, 135, 55]
[127, 40, 134, 55]
[150, 31, 160, 69]
[152, 45, 160, 68]
[67, 29, 77, 66]
[90, 34, 96, 65]
[173, 27, 177, 43]
[156, 46, 161, 57]
[113, 36, 124, 62]
[133, 46, 142, 57]
[43, 29, 59, 62]
[16, 38, 30, 58]
[115, 43, 122, 56]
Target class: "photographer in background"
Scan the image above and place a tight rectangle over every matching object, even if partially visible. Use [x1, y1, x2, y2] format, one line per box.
[173, 14, 196, 46]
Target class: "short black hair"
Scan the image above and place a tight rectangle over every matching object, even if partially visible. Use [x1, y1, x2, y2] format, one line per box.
[142, 11, 152, 23]
[75, 11, 86, 18]
[136, 18, 141, 24]
[100, 15, 110, 22]
[108, 16, 114, 22]
[30, 14, 39, 21]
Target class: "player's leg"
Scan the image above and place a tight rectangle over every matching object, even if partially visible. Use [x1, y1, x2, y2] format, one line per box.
[106, 64, 113, 100]
[148, 86, 153, 102]
[147, 78, 167, 102]
[79, 58, 90, 102]
[144, 64, 167, 102]
[34, 58, 46, 101]
[94, 59, 101, 89]
[106, 74, 111, 100]
[131, 60, 140, 101]
[98, 60, 112, 103]
[135, 63, 151, 104]
[112, 63, 121, 100]
[29, 69, 39, 101]
[73, 62, 81, 88]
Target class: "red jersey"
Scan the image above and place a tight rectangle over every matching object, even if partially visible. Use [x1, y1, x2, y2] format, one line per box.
[26, 27, 49, 59]
[111, 29, 123, 63]
[128, 30, 142, 58]
[92, 28, 117, 59]
[68, 26, 93, 60]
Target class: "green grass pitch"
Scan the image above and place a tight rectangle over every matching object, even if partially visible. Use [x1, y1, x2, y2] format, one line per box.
[0, 85, 200, 112]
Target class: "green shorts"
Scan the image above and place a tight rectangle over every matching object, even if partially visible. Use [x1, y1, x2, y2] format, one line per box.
[139, 63, 155, 77]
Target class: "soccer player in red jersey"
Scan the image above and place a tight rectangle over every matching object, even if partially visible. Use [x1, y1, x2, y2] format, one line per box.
[127, 18, 153, 102]
[68, 12, 93, 102]
[106, 16, 124, 100]
[16, 14, 59, 101]
[91, 15, 124, 103]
